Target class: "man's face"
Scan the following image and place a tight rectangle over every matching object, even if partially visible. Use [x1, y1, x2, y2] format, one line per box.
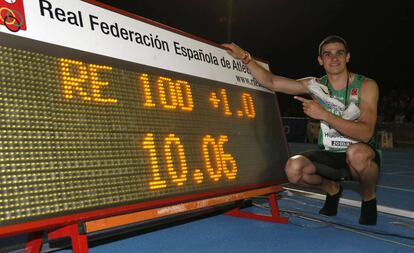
[318, 42, 350, 75]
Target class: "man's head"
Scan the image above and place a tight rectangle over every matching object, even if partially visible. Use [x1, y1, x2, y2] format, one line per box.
[318, 35, 350, 75]
[318, 35, 349, 56]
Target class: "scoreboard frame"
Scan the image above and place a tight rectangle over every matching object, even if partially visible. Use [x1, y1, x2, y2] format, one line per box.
[0, 0, 289, 243]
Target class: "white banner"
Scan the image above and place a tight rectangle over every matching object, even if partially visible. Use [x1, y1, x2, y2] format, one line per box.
[0, 0, 272, 92]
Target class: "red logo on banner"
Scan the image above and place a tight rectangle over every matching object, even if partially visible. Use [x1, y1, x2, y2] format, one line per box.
[0, 0, 27, 32]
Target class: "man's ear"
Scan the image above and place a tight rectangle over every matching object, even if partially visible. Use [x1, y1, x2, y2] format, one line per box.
[346, 53, 351, 63]
[317, 56, 323, 66]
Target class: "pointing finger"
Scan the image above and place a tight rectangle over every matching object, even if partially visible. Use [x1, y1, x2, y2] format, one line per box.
[294, 96, 309, 103]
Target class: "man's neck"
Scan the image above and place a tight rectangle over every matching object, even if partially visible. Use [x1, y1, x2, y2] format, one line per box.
[327, 71, 350, 90]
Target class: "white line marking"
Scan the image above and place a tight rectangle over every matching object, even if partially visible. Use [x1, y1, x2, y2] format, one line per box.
[283, 187, 414, 219]
[377, 184, 414, 193]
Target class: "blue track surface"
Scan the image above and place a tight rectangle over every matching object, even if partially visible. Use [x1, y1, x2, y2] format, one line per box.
[57, 194, 414, 253]
[3, 143, 414, 253]
[55, 140, 414, 253]
[289, 143, 414, 211]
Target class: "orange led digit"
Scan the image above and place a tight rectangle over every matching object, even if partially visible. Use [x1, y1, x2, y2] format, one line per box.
[209, 91, 220, 108]
[218, 135, 238, 180]
[175, 80, 194, 111]
[158, 76, 178, 109]
[164, 134, 188, 186]
[140, 73, 156, 107]
[220, 89, 232, 116]
[60, 58, 90, 101]
[202, 135, 223, 182]
[89, 64, 118, 104]
[143, 133, 167, 190]
[242, 93, 256, 118]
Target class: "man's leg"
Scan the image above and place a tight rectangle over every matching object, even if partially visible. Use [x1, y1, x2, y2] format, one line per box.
[285, 155, 340, 193]
[346, 143, 379, 225]
[285, 155, 342, 215]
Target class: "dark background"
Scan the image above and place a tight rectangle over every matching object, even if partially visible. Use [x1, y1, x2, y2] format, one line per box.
[94, 0, 414, 116]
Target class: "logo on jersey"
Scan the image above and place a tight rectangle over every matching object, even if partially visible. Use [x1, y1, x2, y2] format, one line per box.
[0, 0, 26, 32]
[350, 88, 359, 101]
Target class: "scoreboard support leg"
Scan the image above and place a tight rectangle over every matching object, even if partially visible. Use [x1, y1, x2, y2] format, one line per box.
[48, 224, 89, 253]
[24, 232, 43, 253]
[225, 191, 288, 224]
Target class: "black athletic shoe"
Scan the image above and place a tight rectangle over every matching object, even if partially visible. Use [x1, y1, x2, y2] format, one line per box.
[359, 198, 377, 225]
[319, 185, 343, 216]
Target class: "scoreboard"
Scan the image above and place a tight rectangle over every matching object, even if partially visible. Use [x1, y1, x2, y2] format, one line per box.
[0, 0, 288, 236]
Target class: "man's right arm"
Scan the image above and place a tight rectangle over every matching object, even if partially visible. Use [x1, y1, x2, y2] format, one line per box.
[222, 43, 310, 95]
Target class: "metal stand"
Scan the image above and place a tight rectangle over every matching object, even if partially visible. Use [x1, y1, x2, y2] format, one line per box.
[25, 224, 89, 253]
[24, 232, 43, 253]
[226, 193, 289, 224]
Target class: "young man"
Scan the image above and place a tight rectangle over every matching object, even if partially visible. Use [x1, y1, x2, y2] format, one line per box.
[223, 35, 380, 225]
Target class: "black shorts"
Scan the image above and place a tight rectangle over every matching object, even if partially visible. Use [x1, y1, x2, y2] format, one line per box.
[299, 144, 381, 181]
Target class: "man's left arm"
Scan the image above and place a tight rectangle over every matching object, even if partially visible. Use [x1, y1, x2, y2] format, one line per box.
[295, 79, 379, 142]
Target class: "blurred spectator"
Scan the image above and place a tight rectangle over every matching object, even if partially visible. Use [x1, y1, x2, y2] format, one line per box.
[407, 97, 414, 122]
[377, 88, 413, 123]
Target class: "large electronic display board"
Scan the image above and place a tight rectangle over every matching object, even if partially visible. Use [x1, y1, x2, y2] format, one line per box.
[0, 0, 288, 236]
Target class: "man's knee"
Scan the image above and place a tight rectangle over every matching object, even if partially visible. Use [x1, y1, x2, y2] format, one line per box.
[285, 155, 309, 184]
[346, 144, 374, 172]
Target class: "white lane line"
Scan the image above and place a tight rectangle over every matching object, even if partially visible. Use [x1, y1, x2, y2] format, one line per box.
[283, 186, 414, 219]
[344, 181, 414, 192]
[377, 184, 414, 193]
[382, 171, 414, 176]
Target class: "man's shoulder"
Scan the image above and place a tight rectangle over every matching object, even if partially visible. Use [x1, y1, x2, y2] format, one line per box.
[360, 75, 379, 90]
[359, 74, 376, 84]
[360, 76, 379, 101]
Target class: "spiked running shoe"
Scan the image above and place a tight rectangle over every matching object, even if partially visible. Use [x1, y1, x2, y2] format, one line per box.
[342, 102, 360, 120]
[307, 78, 345, 112]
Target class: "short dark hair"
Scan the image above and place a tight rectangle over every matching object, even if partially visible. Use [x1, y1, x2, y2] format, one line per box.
[318, 35, 349, 56]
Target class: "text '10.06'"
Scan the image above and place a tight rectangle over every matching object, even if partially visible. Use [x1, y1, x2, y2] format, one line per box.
[143, 133, 238, 190]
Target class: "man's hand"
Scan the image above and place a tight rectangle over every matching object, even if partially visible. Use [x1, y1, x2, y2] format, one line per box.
[306, 78, 345, 111]
[221, 43, 246, 60]
[294, 96, 329, 121]
[222, 43, 309, 95]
